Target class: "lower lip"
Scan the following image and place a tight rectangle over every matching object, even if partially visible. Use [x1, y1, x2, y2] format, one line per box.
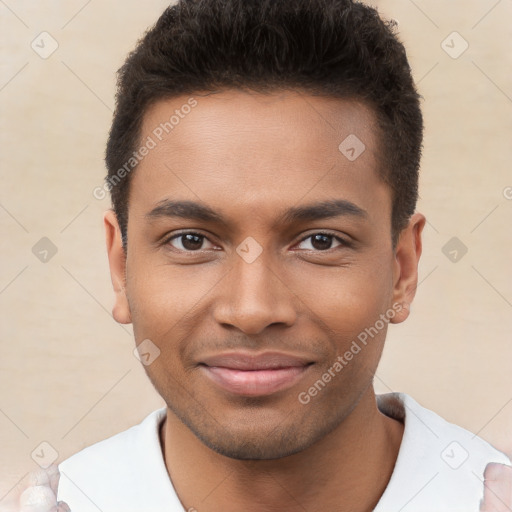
[201, 365, 311, 397]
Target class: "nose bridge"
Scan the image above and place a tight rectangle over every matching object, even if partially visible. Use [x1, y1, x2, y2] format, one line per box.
[213, 246, 297, 334]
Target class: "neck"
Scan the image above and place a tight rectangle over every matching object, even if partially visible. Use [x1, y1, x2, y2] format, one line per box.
[160, 386, 403, 512]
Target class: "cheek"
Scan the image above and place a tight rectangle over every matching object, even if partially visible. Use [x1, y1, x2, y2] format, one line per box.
[125, 260, 221, 342]
[290, 257, 394, 334]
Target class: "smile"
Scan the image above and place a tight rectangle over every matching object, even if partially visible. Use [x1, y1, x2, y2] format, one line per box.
[199, 351, 314, 397]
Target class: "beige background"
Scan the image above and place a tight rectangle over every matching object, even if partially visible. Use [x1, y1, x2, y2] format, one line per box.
[1, 0, 511, 499]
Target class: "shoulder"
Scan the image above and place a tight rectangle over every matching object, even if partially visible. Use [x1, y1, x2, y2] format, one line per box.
[58, 407, 166, 470]
[397, 392, 510, 466]
[375, 392, 510, 512]
[56, 407, 181, 511]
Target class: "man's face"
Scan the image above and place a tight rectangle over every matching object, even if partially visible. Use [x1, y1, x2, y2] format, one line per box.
[108, 90, 414, 459]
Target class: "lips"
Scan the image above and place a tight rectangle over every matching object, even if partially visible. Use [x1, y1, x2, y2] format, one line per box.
[199, 351, 314, 397]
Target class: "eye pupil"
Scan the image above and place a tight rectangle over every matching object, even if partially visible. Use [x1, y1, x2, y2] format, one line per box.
[182, 233, 203, 250]
[311, 234, 332, 250]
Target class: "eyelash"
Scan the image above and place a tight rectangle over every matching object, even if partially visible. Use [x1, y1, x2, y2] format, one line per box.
[163, 231, 351, 253]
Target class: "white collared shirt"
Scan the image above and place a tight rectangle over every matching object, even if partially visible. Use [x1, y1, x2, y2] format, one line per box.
[57, 393, 510, 511]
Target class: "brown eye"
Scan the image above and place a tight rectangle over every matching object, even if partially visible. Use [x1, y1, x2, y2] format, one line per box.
[168, 232, 215, 251]
[297, 233, 347, 251]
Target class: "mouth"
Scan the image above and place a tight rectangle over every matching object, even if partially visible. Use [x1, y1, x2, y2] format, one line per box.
[198, 351, 314, 397]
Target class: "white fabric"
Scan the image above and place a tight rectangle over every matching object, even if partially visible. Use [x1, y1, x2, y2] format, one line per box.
[57, 392, 510, 511]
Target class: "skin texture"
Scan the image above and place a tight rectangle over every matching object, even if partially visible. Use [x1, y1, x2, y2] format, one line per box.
[104, 90, 425, 511]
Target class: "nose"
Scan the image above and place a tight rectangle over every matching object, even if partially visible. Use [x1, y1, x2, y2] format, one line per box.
[212, 253, 297, 335]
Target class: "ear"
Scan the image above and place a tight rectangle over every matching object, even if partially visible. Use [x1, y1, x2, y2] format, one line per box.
[389, 212, 426, 324]
[104, 210, 132, 324]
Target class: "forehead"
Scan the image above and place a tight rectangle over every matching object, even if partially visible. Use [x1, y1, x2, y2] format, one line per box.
[129, 90, 390, 225]
[141, 89, 379, 161]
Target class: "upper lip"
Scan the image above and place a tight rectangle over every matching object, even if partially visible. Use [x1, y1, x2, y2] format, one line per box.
[200, 351, 313, 371]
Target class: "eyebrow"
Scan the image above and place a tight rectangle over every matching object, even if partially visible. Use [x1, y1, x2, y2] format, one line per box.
[145, 198, 367, 226]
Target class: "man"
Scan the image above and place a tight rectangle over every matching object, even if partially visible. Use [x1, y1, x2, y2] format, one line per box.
[45, 0, 510, 510]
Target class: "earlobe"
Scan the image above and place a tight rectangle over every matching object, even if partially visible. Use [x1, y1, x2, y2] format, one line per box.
[389, 213, 426, 325]
[104, 210, 132, 325]
[391, 301, 410, 324]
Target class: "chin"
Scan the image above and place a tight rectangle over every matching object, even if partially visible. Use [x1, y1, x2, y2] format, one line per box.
[195, 429, 312, 460]
[179, 408, 337, 461]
